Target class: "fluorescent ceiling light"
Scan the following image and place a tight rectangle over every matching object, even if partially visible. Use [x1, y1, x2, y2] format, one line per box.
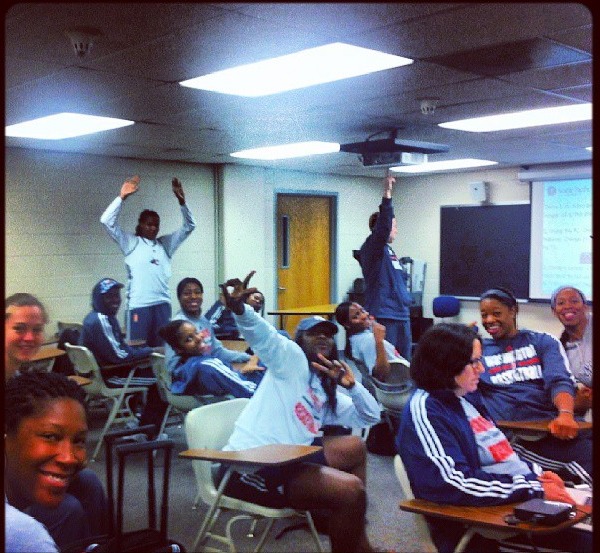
[180, 42, 413, 97]
[439, 103, 591, 132]
[5, 113, 134, 139]
[231, 141, 340, 160]
[390, 159, 498, 174]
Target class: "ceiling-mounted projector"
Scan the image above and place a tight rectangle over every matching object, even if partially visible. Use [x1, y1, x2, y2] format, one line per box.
[340, 132, 449, 168]
[361, 151, 428, 167]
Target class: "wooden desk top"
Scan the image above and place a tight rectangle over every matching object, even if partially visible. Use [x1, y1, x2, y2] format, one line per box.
[221, 339, 250, 352]
[179, 444, 322, 467]
[497, 420, 592, 432]
[267, 304, 337, 316]
[400, 498, 591, 535]
[29, 347, 66, 362]
[68, 375, 92, 386]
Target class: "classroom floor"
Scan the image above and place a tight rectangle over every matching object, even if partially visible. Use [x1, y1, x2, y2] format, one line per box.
[85, 405, 430, 552]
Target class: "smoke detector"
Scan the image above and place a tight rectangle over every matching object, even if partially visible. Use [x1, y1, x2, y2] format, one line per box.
[65, 26, 102, 57]
[420, 98, 440, 116]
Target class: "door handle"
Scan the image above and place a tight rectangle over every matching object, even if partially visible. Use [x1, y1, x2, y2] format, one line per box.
[278, 286, 286, 291]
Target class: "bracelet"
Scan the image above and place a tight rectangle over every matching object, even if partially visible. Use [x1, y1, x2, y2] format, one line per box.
[558, 409, 574, 415]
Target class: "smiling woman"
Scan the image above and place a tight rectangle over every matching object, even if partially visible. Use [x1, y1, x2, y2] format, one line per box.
[396, 323, 591, 553]
[100, 175, 196, 346]
[5, 293, 49, 380]
[476, 286, 593, 486]
[4, 371, 107, 551]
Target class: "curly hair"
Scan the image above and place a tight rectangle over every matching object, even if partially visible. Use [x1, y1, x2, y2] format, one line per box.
[5, 371, 87, 434]
[410, 323, 480, 392]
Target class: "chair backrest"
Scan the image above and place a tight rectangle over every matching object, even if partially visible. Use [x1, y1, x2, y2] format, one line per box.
[371, 380, 413, 414]
[386, 361, 411, 386]
[394, 454, 438, 553]
[371, 362, 413, 413]
[432, 295, 460, 318]
[184, 398, 250, 505]
[64, 343, 105, 396]
[394, 454, 415, 500]
[57, 321, 84, 333]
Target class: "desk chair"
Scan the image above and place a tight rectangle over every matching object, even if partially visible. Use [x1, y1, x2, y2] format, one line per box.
[64, 343, 149, 462]
[57, 321, 84, 333]
[393, 455, 437, 553]
[371, 362, 413, 433]
[395, 455, 522, 553]
[150, 352, 233, 438]
[432, 295, 460, 321]
[184, 399, 324, 553]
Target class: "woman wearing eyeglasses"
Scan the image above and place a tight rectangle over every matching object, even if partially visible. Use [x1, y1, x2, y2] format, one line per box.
[396, 323, 590, 553]
[476, 287, 592, 486]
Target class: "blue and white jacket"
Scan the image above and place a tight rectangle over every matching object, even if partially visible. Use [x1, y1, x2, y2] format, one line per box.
[165, 308, 250, 374]
[81, 282, 154, 367]
[358, 197, 412, 320]
[396, 388, 544, 506]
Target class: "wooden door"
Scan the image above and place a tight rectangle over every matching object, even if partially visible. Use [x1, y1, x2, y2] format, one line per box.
[276, 194, 332, 336]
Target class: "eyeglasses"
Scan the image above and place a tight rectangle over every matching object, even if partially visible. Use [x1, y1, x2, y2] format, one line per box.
[468, 357, 483, 368]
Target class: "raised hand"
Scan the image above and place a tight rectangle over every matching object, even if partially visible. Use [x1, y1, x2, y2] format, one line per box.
[220, 271, 258, 315]
[383, 174, 395, 198]
[371, 319, 386, 343]
[172, 177, 185, 205]
[311, 353, 356, 389]
[120, 175, 140, 200]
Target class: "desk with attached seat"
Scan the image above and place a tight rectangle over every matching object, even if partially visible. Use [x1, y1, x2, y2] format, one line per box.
[267, 304, 337, 330]
[400, 497, 591, 553]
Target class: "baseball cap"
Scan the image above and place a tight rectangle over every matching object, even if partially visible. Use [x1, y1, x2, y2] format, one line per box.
[96, 278, 124, 295]
[295, 316, 338, 340]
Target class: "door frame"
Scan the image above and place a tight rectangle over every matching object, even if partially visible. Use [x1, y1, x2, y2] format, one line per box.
[273, 189, 338, 311]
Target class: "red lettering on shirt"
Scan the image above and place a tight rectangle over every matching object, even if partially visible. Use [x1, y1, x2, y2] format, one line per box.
[470, 416, 494, 433]
[294, 402, 318, 434]
[489, 439, 515, 462]
[519, 356, 541, 367]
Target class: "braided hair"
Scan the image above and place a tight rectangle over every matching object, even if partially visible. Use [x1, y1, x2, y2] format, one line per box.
[5, 371, 87, 434]
[295, 330, 338, 415]
[334, 301, 354, 360]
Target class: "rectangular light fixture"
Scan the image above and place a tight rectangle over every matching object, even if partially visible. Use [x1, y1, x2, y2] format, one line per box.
[231, 141, 340, 160]
[439, 103, 591, 132]
[180, 43, 413, 97]
[390, 159, 497, 174]
[5, 113, 134, 139]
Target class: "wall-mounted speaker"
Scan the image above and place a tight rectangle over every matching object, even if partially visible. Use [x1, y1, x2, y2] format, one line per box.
[469, 181, 490, 203]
